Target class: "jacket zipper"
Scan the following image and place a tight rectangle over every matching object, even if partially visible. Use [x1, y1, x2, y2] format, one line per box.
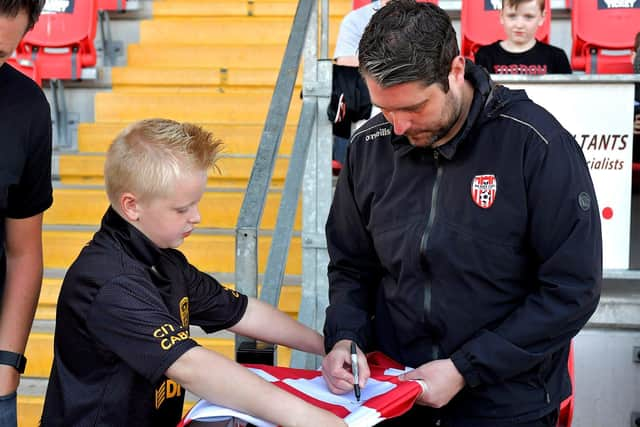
[419, 150, 442, 360]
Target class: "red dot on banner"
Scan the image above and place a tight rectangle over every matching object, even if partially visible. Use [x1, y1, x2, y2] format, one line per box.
[602, 207, 613, 219]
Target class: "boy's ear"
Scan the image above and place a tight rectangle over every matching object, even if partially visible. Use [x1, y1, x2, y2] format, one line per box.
[120, 192, 142, 222]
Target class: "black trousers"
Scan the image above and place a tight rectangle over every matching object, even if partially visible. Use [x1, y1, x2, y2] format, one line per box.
[377, 408, 559, 427]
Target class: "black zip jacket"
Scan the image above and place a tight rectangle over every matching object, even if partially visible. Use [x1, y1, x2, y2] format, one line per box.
[324, 62, 602, 425]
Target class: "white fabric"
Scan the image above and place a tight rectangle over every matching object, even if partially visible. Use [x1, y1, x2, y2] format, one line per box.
[333, 1, 381, 59]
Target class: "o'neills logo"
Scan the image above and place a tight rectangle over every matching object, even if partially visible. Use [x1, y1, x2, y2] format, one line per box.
[179, 297, 189, 328]
[364, 127, 392, 142]
[471, 175, 497, 209]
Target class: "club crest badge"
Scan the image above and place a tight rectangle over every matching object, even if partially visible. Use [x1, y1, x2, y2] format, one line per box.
[471, 175, 497, 209]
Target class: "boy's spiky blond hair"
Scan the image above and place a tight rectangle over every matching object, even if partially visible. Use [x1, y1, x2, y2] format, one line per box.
[105, 118, 223, 205]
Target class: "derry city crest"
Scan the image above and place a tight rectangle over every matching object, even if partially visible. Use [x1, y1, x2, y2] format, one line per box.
[471, 175, 497, 209]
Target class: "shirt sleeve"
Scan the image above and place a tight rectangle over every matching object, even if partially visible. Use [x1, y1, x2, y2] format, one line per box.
[7, 88, 52, 219]
[324, 147, 384, 352]
[86, 275, 200, 384]
[473, 46, 493, 74]
[334, 9, 367, 59]
[181, 258, 249, 333]
[552, 47, 573, 74]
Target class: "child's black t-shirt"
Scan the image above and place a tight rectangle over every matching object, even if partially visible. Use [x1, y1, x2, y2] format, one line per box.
[474, 41, 572, 75]
[41, 207, 248, 427]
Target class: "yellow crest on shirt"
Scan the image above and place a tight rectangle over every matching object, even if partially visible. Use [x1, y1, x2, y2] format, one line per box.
[179, 297, 189, 328]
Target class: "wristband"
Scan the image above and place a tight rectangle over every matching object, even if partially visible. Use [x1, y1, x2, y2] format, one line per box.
[0, 351, 27, 374]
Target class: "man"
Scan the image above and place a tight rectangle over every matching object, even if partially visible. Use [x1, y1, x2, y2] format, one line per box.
[321, 1, 602, 426]
[0, 1, 52, 425]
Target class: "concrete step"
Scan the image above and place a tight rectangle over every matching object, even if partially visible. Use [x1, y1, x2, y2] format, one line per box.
[138, 16, 341, 46]
[57, 153, 289, 187]
[77, 122, 295, 154]
[111, 66, 301, 89]
[45, 186, 301, 229]
[42, 228, 302, 275]
[152, 1, 351, 18]
[127, 44, 289, 69]
[94, 91, 301, 123]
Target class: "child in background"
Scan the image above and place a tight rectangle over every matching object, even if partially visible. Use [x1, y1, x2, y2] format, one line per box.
[40, 119, 346, 427]
[474, 0, 572, 75]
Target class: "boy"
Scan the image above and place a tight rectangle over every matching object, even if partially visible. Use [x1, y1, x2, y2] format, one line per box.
[474, 0, 572, 75]
[41, 119, 346, 427]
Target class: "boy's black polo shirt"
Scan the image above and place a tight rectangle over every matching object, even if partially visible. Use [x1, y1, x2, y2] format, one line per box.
[41, 207, 248, 427]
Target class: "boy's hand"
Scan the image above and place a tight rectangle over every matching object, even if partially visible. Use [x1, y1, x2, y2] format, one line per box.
[321, 339, 370, 395]
[0, 365, 19, 395]
[399, 358, 465, 408]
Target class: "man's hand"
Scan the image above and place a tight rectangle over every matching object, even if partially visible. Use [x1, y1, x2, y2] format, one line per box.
[321, 340, 370, 395]
[0, 365, 19, 396]
[399, 358, 465, 408]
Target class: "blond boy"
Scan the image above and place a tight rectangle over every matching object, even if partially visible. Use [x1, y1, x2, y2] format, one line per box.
[41, 119, 346, 427]
[474, 0, 572, 75]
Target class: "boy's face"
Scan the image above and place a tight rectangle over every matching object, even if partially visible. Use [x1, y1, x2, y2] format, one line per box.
[499, 0, 544, 47]
[134, 170, 207, 249]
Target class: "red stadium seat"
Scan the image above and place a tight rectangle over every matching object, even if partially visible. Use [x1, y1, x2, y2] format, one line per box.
[352, 0, 436, 10]
[6, 57, 41, 86]
[461, 0, 551, 60]
[97, 0, 127, 12]
[570, 1, 638, 74]
[15, 0, 98, 80]
[557, 342, 575, 427]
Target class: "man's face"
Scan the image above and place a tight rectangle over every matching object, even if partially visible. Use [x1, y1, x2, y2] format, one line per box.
[0, 10, 29, 68]
[499, 0, 544, 48]
[133, 170, 208, 249]
[365, 72, 466, 148]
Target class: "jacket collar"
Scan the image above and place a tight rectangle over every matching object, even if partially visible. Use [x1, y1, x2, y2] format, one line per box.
[100, 206, 163, 268]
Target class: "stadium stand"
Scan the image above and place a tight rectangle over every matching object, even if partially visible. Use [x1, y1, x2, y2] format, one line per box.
[16, 0, 97, 80]
[570, 0, 638, 74]
[461, 0, 551, 60]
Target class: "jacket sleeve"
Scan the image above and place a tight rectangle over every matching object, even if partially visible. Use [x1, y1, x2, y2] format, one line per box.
[323, 149, 383, 353]
[451, 127, 602, 387]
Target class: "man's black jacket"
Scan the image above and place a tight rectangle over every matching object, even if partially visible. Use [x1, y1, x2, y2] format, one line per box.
[324, 63, 602, 425]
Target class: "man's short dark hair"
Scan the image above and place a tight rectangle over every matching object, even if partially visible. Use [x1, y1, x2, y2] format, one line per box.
[0, 0, 46, 31]
[358, 0, 459, 90]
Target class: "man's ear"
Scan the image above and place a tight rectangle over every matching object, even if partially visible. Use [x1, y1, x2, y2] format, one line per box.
[120, 192, 141, 222]
[449, 55, 466, 82]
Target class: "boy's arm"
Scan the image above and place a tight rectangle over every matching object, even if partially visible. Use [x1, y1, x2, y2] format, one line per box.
[228, 298, 324, 355]
[0, 214, 44, 394]
[166, 346, 345, 427]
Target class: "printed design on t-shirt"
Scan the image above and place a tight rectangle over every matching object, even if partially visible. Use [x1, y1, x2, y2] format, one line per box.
[179, 297, 189, 328]
[224, 286, 241, 298]
[598, 0, 640, 9]
[155, 378, 183, 409]
[152, 323, 190, 351]
[471, 175, 497, 209]
[492, 64, 548, 75]
[485, 0, 502, 10]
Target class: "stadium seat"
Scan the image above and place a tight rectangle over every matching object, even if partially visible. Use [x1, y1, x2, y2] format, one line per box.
[557, 342, 575, 427]
[97, 0, 127, 12]
[570, 1, 638, 74]
[352, 0, 436, 10]
[461, 0, 551, 61]
[6, 57, 41, 86]
[16, 0, 98, 80]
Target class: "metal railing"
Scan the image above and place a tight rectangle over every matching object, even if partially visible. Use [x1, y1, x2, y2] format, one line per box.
[234, 0, 332, 369]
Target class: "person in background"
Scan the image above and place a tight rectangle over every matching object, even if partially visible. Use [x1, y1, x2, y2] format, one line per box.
[0, 1, 51, 426]
[474, 0, 572, 75]
[321, 1, 601, 426]
[328, 0, 388, 172]
[40, 119, 346, 427]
